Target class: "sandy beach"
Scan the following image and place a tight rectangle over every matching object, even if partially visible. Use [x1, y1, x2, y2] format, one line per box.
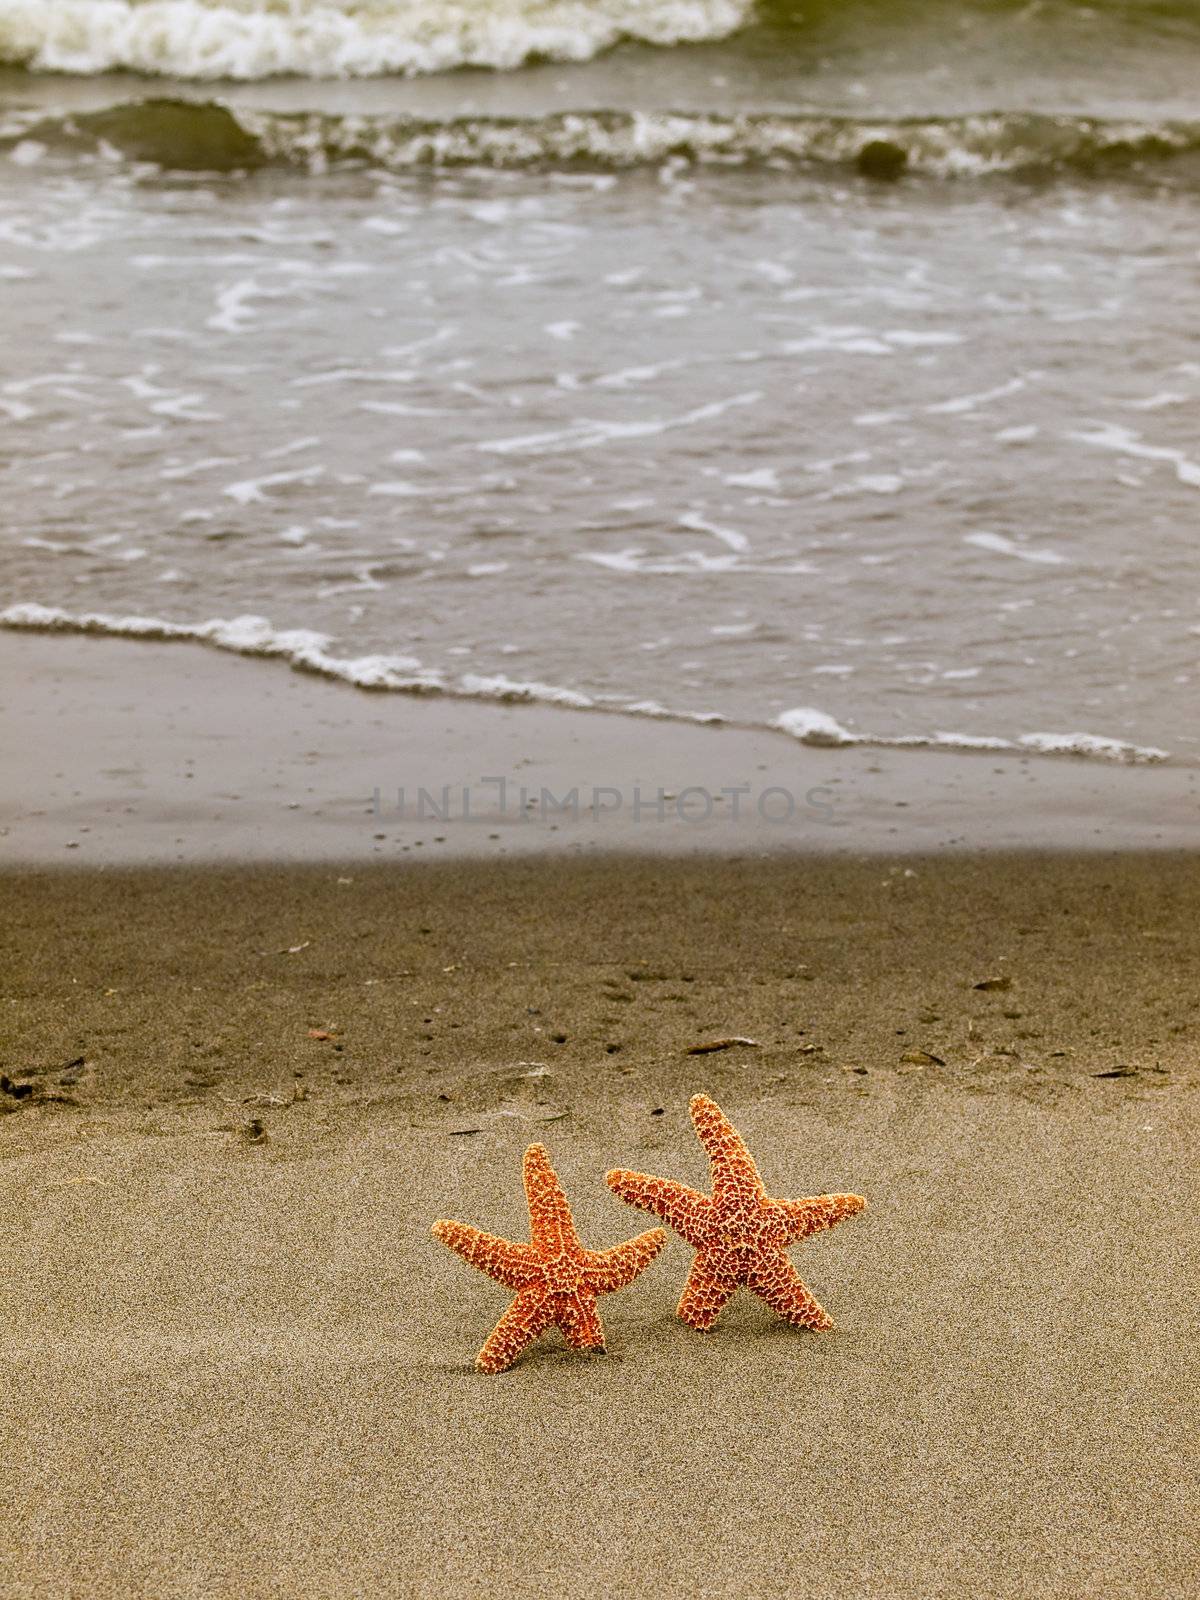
[6, 6, 1200, 1592]
[2, 850, 1197, 1598]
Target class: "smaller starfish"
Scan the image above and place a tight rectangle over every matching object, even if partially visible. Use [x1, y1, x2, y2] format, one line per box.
[432, 1144, 666, 1373]
[607, 1094, 865, 1333]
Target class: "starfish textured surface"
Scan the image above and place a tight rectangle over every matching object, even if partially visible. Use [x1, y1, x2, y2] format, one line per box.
[606, 1094, 866, 1333]
[432, 1143, 667, 1373]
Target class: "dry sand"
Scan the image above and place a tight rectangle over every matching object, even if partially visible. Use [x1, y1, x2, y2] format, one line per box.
[1, 854, 1198, 1598]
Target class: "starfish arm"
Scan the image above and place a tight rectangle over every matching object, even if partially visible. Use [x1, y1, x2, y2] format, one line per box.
[604, 1170, 716, 1249]
[523, 1143, 582, 1255]
[431, 1220, 543, 1289]
[769, 1192, 867, 1243]
[677, 1250, 739, 1331]
[584, 1227, 667, 1293]
[747, 1250, 834, 1330]
[475, 1286, 556, 1374]
[689, 1094, 764, 1203]
[556, 1289, 607, 1352]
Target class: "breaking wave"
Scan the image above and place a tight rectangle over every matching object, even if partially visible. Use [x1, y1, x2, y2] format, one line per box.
[0, 602, 711, 715]
[773, 708, 1169, 765]
[0, 0, 751, 80]
[5, 98, 1200, 182]
[0, 604, 1172, 764]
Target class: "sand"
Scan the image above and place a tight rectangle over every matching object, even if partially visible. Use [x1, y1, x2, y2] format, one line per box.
[4, 630, 1200, 863]
[2, 854, 1198, 1599]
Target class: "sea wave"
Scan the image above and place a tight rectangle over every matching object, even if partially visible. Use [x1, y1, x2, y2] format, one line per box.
[773, 708, 1169, 766]
[5, 98, 1200, 182]
[0, 602, 705, 714]
[0, 604, 1173, 765]
[0, 0, 751, 80]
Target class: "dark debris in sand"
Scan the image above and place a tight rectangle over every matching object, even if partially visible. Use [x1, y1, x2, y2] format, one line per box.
[0, 854, 1196, 1130]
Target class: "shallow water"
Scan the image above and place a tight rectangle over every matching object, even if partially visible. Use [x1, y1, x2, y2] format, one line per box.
[1, 1, 1198, 761]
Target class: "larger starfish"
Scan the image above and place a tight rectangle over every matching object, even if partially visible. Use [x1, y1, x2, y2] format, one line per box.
[606, 1094, 865, 1332]
[432, 1144, 666, 1373]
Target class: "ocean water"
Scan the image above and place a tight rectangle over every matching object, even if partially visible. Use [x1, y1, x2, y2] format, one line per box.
[1, 0, 1198, 762]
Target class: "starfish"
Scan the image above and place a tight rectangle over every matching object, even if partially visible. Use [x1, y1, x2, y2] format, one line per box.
[432, 1143, 667, 1373]
[606, 1093, 865, 1333]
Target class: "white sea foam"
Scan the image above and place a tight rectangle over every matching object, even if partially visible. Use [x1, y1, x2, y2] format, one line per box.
[678, 511, 750, 554]
[224, 467, 324, 504]
[926, 377, 1027, 415]
[773, 707, 857, 747]
[0, 602, 443, 690]
[6, 98, 1197, 182]
[579, 548, 816, 575]
[1017, 731, 1170, 762]
[1067, 422, 1200, 488]
[458, 673, 594, 709]
[774, 705, 1169, 764]
[963, 531, 1067, 566]
[477, 392, 761, 456]
[0, 0, 751, 79]
[0, 602, 678, 716]
[0, 606, 1173, 764]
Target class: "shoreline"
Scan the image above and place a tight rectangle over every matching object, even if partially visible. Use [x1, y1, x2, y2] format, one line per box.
[2, 631, 1198, 866]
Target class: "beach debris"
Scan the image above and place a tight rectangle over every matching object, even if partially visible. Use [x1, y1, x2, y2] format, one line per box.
[3, 1053, 88, 1082]
[607, 1093, 865, 1334]
[307, 1028, 336, 1041]
[900, 1050, 946, 1067]
[432, 1143, 666, 1373]
[240, 1118, 268, 1145]
[283, 941, 311, 955]
[416, 1102, 569, 1135]
[1093, 1066, 1138, 1079]
[0, 1075, 34, 1101]
[686, 1037, 760, 1055]
[972, 976, 1012, 992]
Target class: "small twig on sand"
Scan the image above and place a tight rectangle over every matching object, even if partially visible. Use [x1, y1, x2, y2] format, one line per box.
[686, 1037, 760, 1055]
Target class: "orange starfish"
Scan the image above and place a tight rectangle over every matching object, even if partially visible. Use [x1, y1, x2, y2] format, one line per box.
[432, 1143, 667, 1373]
[606, 1094, 865, 1332]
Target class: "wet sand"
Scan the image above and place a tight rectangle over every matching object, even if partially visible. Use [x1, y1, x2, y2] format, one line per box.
[3, 631, 1200, 864]
[1, 854, 1197, 1598]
